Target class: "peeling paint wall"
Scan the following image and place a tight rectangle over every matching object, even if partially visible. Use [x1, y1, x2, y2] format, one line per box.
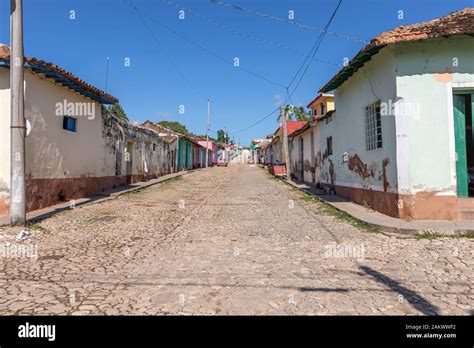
[394, 36, 474, 196]
[0, 68, 175, 214]
[318, 47, 399, 215]
[0, 68, 10, 216]
[289, 124, 320, 184]
[318, 36, 474, 219]
[102, 110, 172, 183]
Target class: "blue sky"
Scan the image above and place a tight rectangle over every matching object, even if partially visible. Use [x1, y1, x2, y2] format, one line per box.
[1, 0, 472, 144]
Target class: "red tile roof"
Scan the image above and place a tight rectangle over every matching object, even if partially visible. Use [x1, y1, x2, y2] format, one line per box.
[0, 44, 118, 104]
[274, 121, 307, 137]
[320, 8, 474, 92]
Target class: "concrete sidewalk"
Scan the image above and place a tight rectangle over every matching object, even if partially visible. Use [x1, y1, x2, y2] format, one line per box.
[0, 169, 197, 227]
[286, 180, 474, 235]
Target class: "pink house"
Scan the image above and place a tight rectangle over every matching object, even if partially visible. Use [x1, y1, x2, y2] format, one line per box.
[196, 137, 218, 166]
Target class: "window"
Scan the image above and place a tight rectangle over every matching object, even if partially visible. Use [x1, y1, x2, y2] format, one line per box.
[63, 116, 77, 132]
[365, 101, 382, 150]
[152, 144, 156, 152]
[327, 136, 333, 156]
[321, 103, 325, 116]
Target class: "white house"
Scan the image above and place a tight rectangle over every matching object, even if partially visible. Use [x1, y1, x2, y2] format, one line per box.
[317, 8, 474, 220]
[0, 44, 173, 217]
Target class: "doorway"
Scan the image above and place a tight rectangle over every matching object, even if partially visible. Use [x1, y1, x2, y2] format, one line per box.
[126, 141, 134, 185]
[453, 92, 473, 197]
[299, 137, 304, 181]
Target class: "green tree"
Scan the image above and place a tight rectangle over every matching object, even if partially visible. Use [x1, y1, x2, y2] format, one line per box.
[216, 129, 229, 143]
[108, 103, 128, 121]
[158, 121, 193, 136]
[284, 105, 311, 121]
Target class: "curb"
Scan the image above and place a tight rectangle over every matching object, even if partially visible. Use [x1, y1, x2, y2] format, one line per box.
[269, 171, 473, 236]
[0, 169, 198, 227]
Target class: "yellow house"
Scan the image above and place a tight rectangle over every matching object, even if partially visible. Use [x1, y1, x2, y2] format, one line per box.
[307, 93, 334, 119]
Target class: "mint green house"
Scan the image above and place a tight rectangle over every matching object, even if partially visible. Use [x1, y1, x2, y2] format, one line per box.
[318, 8, 474, 220]
[177, 137, 195, 171]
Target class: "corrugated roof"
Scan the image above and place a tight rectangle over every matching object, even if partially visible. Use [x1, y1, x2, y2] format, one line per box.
[0, 44, 118, 104]
[320, 8, 474, 93]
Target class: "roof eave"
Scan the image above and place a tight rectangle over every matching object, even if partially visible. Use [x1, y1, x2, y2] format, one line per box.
[0, 58, 118, 104]
[319, 44, 384, 93]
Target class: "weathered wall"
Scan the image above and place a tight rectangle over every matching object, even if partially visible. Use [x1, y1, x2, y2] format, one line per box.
[318, 36, 474, 220]
[394, 36, 474, 219]
[1, 67, 173, 214]
[319, 47, 399, 216]
[290, 124, 320, 184]
[103, 115, 171, 184]
[23, 70, 121, 211]
[0, 68, 10, 216]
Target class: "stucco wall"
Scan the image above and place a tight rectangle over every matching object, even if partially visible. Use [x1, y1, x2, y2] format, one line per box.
[1, 67, 172, 213]
[24, 70, 109, 179]
[319, 47, 398, 194]
[0, 68, 11, 215]
[394, 36, 474, 195]
[289, 124, 320, 184]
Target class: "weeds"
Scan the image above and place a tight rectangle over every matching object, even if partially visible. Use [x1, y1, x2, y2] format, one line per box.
[415, 231, 474, 240]
[414, 231, 443, 240]
[319, 202, 381, 234]
[160, 176, 183, 186]
[27, 221, 50, 234]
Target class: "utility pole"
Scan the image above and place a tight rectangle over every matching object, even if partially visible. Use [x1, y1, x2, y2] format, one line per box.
[10, 0, 26, 226]
[205, 98, 210, 168]
[105, 56, 110, 92]
[280, 106, 291, 182]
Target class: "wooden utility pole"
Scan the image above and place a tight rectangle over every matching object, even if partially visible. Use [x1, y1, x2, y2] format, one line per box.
[205, 99, 210, 168]
[10, 0, 26, 226]
[281, 106, 291, 182]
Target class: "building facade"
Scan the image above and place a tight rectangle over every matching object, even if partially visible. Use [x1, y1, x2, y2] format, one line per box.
[317, 8, 474, 220]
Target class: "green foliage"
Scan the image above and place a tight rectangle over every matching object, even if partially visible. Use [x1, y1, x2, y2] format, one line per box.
[108, 104, 129, 121]
[284, 105, 312, 121]
[158, 121, 193, 136]
[216, 129, 229, 143]
[415, 231, 474, 239]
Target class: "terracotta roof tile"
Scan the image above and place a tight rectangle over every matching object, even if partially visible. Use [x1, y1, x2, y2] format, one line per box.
[320, 8, 474, 92]
[0, 44, 118, 104]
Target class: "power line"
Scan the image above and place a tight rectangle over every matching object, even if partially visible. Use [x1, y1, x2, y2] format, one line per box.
[128, 1, 287, 89]
[211, 0, 368, 44]
[229, 0, 343, 135]
[160, 0, 342, 68]
[229, 106, 281, 135]
[127, 0, 199, 94]
[286, 0, 342, 100]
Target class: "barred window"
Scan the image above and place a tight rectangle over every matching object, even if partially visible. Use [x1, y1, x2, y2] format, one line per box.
[365, 101, 382, 150]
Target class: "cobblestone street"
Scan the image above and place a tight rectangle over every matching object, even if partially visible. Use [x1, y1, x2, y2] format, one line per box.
[0, 165, 472, 315]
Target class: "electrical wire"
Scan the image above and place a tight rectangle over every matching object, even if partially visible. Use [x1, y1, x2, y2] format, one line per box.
[160, 0, 342, 67]
[229, 0, 343, 135]
[127, 1, 287, 89]
[211, 0, 368, 44]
